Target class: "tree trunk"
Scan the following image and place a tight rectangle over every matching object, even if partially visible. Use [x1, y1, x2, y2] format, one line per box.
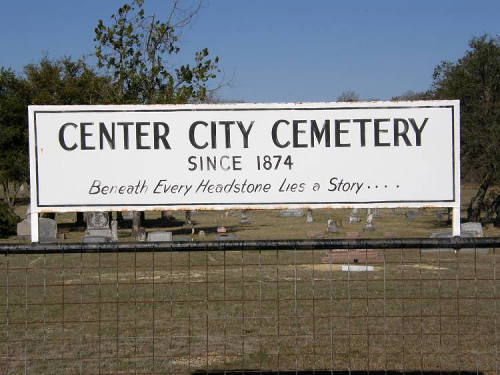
[493, 194, 500, 227]
[467, 172, 493, 222]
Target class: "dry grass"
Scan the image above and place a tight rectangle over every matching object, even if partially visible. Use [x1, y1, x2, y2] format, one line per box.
[3, 205, 500, 245]
[1, 248, 499, 374]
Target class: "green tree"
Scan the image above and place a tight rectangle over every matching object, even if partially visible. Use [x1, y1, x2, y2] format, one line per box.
[0, 57, 112, 210]
[0, 68, 29, 210]
[24, 57, 112, 105]
[94, 0, 220, 104]
[432, 35, 500, 223]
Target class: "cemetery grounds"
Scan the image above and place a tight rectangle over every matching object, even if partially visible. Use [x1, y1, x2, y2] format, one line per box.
[1, 183, 500, 373]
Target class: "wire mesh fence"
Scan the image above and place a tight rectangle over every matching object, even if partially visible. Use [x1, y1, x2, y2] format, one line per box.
[1, 238, 499, 374]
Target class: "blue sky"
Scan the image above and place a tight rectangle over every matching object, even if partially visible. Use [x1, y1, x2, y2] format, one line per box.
[1, 0, 499, 102]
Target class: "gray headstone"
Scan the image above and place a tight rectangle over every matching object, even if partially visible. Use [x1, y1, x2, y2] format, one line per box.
[405, 210, 417, 220]
[428, 228, 488, 253]
[348, 208, 360, 223]
[39, 218, 57, 243]
[239, 211, 249, 224]
[306, 209, 313, 223]
[363, 211, 375, 232]
[17, 206, 32, 238]
[279, 209, 304, 217]
[326, 219, 338, 233]
[17, 218, 31, 237]
[131, 212, 143, 240]
[461, 222, 483, 237]
[135, 228, 146, 242]
[198, 230, 206, 239]
[185, 210, 192, 224]
[85, 212, 112, 239]
[111, 220, 118, 242]
[147, 231, 172, 242]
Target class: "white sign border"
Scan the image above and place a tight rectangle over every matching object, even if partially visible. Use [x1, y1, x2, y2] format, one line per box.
[28, 101, 461, 241]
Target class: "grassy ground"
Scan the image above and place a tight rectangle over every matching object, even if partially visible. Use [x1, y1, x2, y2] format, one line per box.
[3, 205, 500, 244]
[1, 248, 499, 374]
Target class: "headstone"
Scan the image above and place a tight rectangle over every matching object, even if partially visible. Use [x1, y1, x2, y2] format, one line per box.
[217, 225, 227, 233]
[198, 230, 206, 239]
[185, 210, 192, 225]
[348, 208, 360, 223]
[428, 228, 487, 253]
[111, 220, 118, 242]
[326, 219, 338, 233]
[16, 207, 58, 242]
[430, 223, 483, 238]
[239, 211, 249, 224]
[216, 233, 237, 240]
[147, 231, 173, 242]
[363, 211, 375, 232]
[405, 210, 417, 221]
[306, 209, 313, 223]
[84, 212, 112, 237]
[82, 212, 112, 243]
[131, 211, 142, 240]
[461, 222, 483, 237]
[279, 209, 304, 217]
[17, 206, 31, 238]
[39, 218, 57, 243]
[17, 217, 31, 238]
[136, 229, 147, 241]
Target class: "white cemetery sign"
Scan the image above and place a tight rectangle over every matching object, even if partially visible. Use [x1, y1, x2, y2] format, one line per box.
[29, 101, 460, 242]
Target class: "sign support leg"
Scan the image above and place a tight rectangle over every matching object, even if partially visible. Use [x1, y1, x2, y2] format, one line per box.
[452, 206, 461, 237]
[31, 211, 39, 243]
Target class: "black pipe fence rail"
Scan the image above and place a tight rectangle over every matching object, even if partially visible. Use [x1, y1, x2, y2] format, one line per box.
[1, 237, 500, 374]
[0, 237, 498, 254]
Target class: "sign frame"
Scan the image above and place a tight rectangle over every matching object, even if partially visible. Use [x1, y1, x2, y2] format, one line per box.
[28, 101, 461, 242]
